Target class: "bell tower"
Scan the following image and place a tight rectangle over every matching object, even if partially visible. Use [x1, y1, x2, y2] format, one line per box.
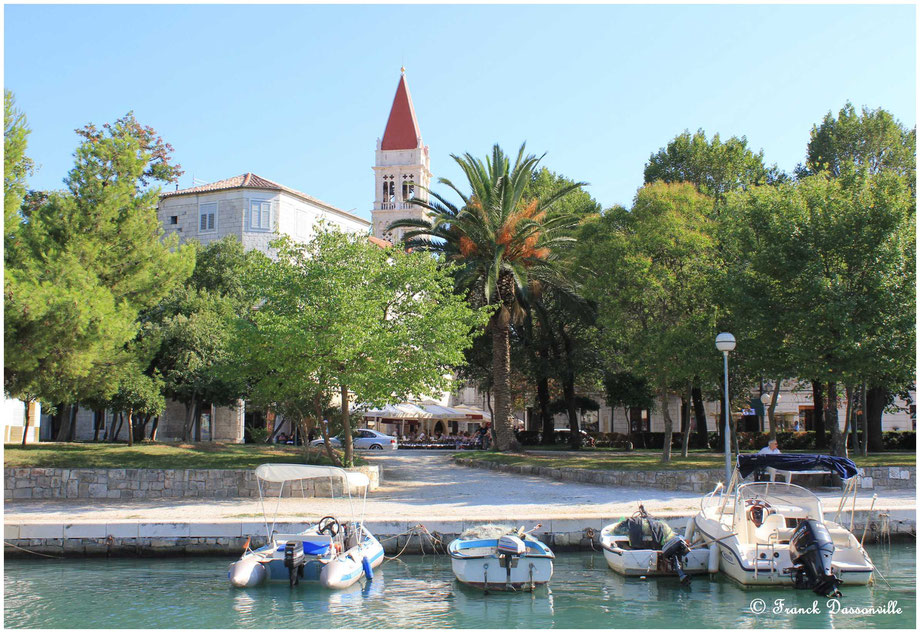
[372, 68, 431, 242]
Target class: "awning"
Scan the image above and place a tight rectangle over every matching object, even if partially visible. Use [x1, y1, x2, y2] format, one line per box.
[362, 402, 492, 421]
[736, 454, 859, 480]
[254, 463, 369, 487]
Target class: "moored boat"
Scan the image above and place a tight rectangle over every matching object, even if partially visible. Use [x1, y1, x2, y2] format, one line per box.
[600, 505, 713, 584]
[448, 525, 554, 592]
[693, 454, 875, 596]
[228, 464, 384, 590]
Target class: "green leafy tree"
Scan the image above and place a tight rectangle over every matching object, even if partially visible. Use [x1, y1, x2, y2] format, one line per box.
[231, 229, 488, 467]
[4, 113, 194, 437]
[798, 101, 916, 184]
[721, 169, 915, 455]
[149, 238, 257, 442]
[644, 129, 781, 200]
[578, 182, 719, 462]
[390, 144, 585, 451]
[4, 90, 34, 241]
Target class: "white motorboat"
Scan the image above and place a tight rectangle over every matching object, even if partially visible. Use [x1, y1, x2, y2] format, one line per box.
[228, 464, 384, 590]
[600, 505, 715, 584]
[448, 525, 554, 592]
[692, 454, 874, 596]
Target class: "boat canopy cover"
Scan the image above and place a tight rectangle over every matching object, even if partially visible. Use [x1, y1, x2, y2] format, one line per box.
[254, 463, 370, 487]
[736, 454, 859, 480]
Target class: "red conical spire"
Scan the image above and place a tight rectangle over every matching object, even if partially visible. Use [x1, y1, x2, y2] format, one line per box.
[381, 69, 422, 150]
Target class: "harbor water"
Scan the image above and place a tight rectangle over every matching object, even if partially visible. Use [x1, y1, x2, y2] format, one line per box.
[4, 544, 914, 628]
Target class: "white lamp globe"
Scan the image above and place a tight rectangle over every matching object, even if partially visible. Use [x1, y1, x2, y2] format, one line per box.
[715, 332, 736, 352]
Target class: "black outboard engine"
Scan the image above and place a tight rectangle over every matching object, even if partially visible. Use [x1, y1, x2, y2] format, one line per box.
[789, 519, 841, 597]
[283, 540, 305, 587]
[661, 536, 692, 586]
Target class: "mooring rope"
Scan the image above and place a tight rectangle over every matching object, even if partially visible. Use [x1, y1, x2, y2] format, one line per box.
[4, 541, 64, 559]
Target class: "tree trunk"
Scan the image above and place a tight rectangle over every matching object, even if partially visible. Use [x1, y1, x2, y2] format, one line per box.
[490, 308, 518, 452]
[812, 381, 827, 449]
[562, 375, 581, 450]
[866, 386, 886, 452]
[846, 385, 860, 455]
[860, 384, 869, 456]
[340, 383, 354, 468]
[21, 398, 32, 446]
[315, 392, 342, 467]
[68, 405, 78, 441]
[680, 383, 691, 458]
[92, 410, 102, 442]
[537, 370, 554, 446]
[717, 380, 726, 453]
[150, 416, 160, 441]
[126, 408, 135, 447]
[55, 404, 73, 441]
[659, 388, 673, 463]
[112, 412, 124, 441]
[692, 383, 708, 449]
[826, 381, 842, 456]
[183, 397, 199, 443]
[767, 381, 781, 440]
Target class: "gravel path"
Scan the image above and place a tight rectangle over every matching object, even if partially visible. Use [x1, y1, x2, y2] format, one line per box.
[4, 451, 914, 523]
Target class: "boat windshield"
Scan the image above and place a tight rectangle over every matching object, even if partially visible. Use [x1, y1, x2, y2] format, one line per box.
[735, 482, 823, 525]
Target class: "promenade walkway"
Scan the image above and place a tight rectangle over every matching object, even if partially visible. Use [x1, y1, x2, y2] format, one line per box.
[5, 452, 914, 526]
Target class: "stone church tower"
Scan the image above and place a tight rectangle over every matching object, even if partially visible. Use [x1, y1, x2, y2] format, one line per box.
[372, 69, 432, 242]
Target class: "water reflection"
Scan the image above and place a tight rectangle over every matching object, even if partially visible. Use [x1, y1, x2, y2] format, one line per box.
[3, 545, 914, 629]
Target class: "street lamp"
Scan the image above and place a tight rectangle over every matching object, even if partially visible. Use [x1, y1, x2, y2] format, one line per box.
[715, 332, 736, 484]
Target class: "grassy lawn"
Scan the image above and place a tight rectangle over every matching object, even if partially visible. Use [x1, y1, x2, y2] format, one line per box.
[454, 449, 916, 471]
[3, 442, 358, 470]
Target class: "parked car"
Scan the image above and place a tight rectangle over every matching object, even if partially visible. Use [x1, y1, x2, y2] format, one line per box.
[310, 428, 398, 451]
[551, 428, 596, 447]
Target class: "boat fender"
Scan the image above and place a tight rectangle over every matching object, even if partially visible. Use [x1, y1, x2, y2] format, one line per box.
[684, 518, 696, 542]
[708, 543, 719, 574]
[362, 556, 373, 581]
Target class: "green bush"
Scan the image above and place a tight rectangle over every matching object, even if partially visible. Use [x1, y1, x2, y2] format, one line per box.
[882, 431, 916, 450]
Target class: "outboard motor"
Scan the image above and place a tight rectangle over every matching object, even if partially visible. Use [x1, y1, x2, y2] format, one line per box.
[283, 540, 305, 587]
[789, 519, 841, 597]
[661, 536, 692, 586]
[497, 534, 526, 589]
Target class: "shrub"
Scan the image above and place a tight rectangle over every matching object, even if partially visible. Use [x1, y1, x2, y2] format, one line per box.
[882, 431, 915, 451]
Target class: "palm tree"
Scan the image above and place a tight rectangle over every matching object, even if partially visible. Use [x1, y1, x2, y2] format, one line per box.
[388, 144, 585, 451]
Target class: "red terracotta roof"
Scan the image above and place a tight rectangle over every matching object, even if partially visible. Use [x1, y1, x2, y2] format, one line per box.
[368, 235, 392, 249]
[160, 172, 369, 226]
[381, 73, 422, 150]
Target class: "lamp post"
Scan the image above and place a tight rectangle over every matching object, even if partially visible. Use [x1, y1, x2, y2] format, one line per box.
[715, 332, 736, 484]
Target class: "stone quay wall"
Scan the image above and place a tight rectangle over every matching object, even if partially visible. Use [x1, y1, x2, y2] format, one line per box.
[4, 465, 380, 501]
[453, 458, 915, 493]
[5, 508, 913, 559]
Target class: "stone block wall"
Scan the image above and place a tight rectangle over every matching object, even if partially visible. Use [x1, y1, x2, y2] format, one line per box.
[453, 458, 916, 493]
[4, 466, 379, 501]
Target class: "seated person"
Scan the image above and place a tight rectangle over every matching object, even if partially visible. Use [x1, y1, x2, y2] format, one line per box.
[759, 439, 781, 454]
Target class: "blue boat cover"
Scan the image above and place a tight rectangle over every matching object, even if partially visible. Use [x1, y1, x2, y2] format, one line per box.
[736, 454, 859, 480]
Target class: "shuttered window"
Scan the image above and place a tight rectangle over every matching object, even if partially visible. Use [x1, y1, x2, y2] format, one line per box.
[199, 202, 217, 233]
[250, 200, 273, 231]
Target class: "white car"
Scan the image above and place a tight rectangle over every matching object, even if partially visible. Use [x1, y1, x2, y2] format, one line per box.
[310, 428, 398, 451]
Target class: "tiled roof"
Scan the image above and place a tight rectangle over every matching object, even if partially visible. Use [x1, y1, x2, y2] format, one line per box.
[368, 235, 392, 249]
[381, 73, 422, 151]
[160, 172, 370, 226]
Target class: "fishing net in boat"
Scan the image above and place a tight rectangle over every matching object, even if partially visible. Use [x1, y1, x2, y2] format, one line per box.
[460, 524, 519, 540]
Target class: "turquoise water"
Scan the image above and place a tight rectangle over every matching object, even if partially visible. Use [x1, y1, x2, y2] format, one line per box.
[4, 545, 915, 628]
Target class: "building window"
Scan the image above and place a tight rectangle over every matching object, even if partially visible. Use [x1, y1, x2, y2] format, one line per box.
[168, 215, 178, 225]
[250, 200, 272, 231]
[199, 202, 217, 233]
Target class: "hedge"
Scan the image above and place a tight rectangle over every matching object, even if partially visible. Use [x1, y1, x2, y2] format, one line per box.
[518, 429, 916, 452]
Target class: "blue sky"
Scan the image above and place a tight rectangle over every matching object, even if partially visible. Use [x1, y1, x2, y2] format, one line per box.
[5, 4, 916, 218]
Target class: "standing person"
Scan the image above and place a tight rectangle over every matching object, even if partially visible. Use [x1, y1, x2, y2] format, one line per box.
[307, 428, 316, 444]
